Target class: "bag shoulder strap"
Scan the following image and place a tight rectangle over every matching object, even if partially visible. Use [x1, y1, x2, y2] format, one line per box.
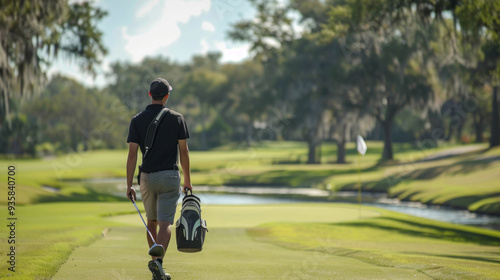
[143, 107, 169, 159]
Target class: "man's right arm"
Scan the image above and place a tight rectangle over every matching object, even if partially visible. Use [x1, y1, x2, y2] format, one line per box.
[126, 142, 139, 201]
[178, 139, 192, 192]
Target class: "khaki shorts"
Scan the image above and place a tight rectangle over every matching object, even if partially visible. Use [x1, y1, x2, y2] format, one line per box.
[139, 170, 181, 224]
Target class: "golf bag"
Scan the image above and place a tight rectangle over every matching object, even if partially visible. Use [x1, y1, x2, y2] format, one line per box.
[175, 190, 207, 252]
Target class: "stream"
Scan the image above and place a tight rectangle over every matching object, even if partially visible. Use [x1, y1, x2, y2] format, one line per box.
[78, 178, 500, 230]
[196, 190, 500, 231]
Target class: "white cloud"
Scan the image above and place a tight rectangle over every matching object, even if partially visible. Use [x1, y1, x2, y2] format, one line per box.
[201, 21, 216, 32]
[122, 0, 211, 62]
[215, 41, 251, 62]
[201, 39, 210, 54]
[136, 0, 159, 19]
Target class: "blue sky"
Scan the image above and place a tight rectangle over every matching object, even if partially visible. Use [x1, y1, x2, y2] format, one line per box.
[50, 0, 256, 88]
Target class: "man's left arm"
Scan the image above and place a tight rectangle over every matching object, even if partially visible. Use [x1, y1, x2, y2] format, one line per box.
[126, 142, 139, 201]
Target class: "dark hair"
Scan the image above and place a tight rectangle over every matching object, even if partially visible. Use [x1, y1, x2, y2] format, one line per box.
[151, 94, 167, 101]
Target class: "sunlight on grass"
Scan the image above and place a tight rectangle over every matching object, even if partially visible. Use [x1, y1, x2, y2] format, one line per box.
[1, 142, 498, 214]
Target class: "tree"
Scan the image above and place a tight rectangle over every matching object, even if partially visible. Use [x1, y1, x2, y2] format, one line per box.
[0, 0, 107, 127]
[377, 0, 500, 147]
[0, 113, 38, 156]
[26, 75, 128, 153]
[280, 35, 349, 164]
[229, 0, 369, 164]
[180, 63, 227, 150]
[106, 57, 185, 113]
[220, 60, 265, 145]
[455, 0, 500, 147]
[326, 5, 438, 160]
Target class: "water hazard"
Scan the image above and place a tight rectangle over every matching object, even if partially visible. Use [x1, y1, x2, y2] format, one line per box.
[198, 191, 500, 230]
[82, 178, 500, 230]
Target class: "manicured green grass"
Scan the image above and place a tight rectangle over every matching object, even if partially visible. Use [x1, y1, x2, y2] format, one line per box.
[1, 141, 499, 214]
[249, 215, 500, 279]
[2, 142, 499, 279]
[0, 150, 129, 204]
[51, 203, 500, 280]
[380, 146, 500, 214]
[1, 202, 379, 279]
[0, 202, 135, 279]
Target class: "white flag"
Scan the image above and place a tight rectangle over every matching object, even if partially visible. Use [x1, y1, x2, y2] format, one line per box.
[357, 135, 367, 155]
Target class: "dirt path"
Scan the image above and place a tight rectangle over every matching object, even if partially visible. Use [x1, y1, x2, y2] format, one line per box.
[420, 145, 485, 162]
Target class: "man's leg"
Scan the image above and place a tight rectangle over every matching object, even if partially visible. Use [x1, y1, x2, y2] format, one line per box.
[147, 219, 170, 279]
[156, 221, 172, 259]
[146, 219, 158, 260]
[148, 220, 172, 279]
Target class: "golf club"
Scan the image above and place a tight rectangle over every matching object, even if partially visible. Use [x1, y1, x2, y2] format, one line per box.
[129, 195, 165, 257]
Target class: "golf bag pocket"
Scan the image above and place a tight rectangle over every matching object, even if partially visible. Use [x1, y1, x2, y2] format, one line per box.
[175, 191, 207, 252]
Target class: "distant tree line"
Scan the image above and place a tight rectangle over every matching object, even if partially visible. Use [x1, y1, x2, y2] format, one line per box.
[1, 0, 499, 164]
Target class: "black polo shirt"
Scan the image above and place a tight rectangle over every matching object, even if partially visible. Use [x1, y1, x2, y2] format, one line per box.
[127, 104, 190, 173]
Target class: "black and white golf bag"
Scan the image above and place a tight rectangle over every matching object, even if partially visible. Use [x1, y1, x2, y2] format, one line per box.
[175, 190, 207, 252]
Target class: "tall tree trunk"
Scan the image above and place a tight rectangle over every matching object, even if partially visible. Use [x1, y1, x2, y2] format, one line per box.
[305, 112, 324, 164]
[201, 104, 207, 150]
[473, 112, 484, 143]
[307, 140, 319, 164]
[337, 140, 346, 164]
[382, 121, 393, 160]
[245, 122, 253, 146]
[337, 124, 347, 164]
[491, 85, 500, 148]
[456, 119, 464, 143]
[71, 126, 78, 152]
[317, 142, 322, 163]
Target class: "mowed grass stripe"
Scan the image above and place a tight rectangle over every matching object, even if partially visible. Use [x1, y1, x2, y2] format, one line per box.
[53, 203, 500, 280]
[2, 142, 499, 214]
[106, 204, 381, 228]
[53, 227, 431, 280]
[54, 204, 426, 280]
[0, 202, 134, 279]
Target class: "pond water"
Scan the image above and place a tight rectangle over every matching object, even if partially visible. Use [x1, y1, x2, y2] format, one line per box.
[82, 178, 500, 230]
[196, 192, 500, 230]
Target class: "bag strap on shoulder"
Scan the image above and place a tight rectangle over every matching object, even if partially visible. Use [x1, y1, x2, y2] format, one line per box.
[143, 107, 169, 159]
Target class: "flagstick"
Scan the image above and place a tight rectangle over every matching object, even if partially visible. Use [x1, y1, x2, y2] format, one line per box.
[356, 135, 367, 219]
[357, 153, 362, 219]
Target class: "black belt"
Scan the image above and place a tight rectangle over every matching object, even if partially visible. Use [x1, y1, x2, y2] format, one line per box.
[141, 166, 178, 174]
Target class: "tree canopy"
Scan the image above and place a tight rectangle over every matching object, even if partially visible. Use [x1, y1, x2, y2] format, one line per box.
[3, 0, 500, 162]
[0, 0, 107, 127]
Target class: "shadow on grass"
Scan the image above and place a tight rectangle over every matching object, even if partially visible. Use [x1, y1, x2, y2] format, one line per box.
[35, 186, 128, 203]
[406, 155, 500, 181]
[418, 146, 488, 162]
[341, 180, 393, 193]
[474, 201, 500, 215]
[227, 169, 338, 187]
[339, 153, 500, 193]
[402, 252, 500, 264]
[336, 217, 500, 246]
[438, 194, 500, 209]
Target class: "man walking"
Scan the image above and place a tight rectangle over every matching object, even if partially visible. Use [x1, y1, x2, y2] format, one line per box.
[126, 78, 192, 280]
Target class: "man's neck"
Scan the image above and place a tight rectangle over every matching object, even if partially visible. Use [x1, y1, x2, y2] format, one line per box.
[151, 101, 166, 106]
[151, 95, 168, 106]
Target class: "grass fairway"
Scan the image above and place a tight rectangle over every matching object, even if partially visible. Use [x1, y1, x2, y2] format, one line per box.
[49, 203, 500, 280]
[0, 203, 134, 279]
[4, 141, 499, 215]
[1, 142, 500, 279]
